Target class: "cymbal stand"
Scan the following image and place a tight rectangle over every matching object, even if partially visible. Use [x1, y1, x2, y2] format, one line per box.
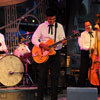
[23, 58, 34, 86]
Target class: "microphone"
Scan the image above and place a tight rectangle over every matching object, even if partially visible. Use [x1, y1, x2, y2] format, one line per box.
[89, 25, 94, 38]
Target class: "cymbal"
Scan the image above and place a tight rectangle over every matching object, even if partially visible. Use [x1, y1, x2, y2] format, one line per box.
[0, 0, 27, 7]
[21, 32, 33, 36]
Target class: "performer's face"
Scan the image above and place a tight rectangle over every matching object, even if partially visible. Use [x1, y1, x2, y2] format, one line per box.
[84, 21, 92, 32]
[46, 16, 56, 25]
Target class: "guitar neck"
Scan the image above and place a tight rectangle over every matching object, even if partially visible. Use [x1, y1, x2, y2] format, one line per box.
[49, 32, 80, 48]
[49, 36, 70, 48]
[49, 39, 65, 48]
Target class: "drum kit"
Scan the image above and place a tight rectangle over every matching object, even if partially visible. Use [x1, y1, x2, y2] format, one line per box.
[0, 32, 34, 87]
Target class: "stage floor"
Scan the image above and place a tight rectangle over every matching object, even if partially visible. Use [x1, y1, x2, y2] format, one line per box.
[0, 86, 37, 100]
[0, 86, 37, 90]
[0, 86, 100, 100]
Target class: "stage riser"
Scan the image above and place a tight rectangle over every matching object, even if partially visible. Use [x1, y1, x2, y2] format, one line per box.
[0, 89, 37, 100]
[67, 87, 98, 100]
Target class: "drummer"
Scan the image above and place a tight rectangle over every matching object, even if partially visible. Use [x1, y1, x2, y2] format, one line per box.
[0, 33, 8, 54]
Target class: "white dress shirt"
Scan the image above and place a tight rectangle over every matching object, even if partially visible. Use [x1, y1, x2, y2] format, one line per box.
[0, 33, 7, 51]
[78, 30, 96, 50]
[32, 21, 65, 50]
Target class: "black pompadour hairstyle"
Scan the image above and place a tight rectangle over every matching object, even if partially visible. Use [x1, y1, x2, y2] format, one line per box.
[46, 8, 57, 17]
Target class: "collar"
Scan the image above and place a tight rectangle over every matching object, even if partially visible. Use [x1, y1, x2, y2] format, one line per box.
[45, 21, 55, 26]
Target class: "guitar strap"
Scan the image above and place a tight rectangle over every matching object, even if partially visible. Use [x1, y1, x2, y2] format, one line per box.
[54, 22, 58, 42]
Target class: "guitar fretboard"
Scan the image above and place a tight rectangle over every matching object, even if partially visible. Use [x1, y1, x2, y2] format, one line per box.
[49, 32, 80, 48]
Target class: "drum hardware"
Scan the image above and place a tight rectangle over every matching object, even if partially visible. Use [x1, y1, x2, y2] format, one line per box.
[20, 52, 33, 86]
[22, 59, 34, 86]
[20, 36, 31, 44]
[13, 42, 33, 86]
[20, 53, 31, 63]
[21, 32, 33, 37]
[20, 32, 32, 45]
[9, 71, 24, 75]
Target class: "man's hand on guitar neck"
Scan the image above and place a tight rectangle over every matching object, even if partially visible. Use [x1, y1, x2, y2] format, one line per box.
[39, 43, 50, 50]
[62, 39, 67, 45]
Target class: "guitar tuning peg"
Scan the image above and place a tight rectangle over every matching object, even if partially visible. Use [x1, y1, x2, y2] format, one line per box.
[72, 30, 78, 34]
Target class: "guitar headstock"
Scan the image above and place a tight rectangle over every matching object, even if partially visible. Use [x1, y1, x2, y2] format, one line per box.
[71, 30, 81, 39]
[66, 30, 81, 41]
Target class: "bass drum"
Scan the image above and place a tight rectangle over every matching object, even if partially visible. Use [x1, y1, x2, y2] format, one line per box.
[0, 54, 24, 86]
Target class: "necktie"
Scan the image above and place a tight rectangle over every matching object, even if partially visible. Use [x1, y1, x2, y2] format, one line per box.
[89, 32, 94, 38]
[48, 25, 53, 35]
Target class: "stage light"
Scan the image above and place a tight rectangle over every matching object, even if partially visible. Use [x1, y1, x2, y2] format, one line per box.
[32, 19, 35, 23]
[57, 0, 61, 2]
[24, 18, 28, 22]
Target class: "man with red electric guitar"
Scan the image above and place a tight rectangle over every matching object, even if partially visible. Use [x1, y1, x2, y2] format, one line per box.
[32, 8, 66, 100]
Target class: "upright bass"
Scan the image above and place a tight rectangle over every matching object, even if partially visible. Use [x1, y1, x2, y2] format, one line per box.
[88, 23, 100, 86]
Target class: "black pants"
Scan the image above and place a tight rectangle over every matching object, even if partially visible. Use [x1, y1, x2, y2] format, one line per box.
[77, 50, 91, 87]
[37, 51, 61, 100]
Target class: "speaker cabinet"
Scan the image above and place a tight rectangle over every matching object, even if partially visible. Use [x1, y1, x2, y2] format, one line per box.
[67, 87, 98, 100]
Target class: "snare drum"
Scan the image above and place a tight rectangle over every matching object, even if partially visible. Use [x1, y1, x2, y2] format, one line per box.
[0, 54, 24, 86]
[13, 43, 31, 57]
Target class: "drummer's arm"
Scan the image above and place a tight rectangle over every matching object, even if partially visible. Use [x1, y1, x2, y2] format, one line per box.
[1, 36, 8, 53]
[2, 41, 8, 53]
[4, 49, 8, 53]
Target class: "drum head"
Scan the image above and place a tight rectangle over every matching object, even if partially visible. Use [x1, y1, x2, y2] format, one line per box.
[0, 54, 24, 86]
[13, 43, 30, 57]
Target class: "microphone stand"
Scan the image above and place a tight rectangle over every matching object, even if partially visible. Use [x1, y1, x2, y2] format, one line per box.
[89, 31, 94, 83]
